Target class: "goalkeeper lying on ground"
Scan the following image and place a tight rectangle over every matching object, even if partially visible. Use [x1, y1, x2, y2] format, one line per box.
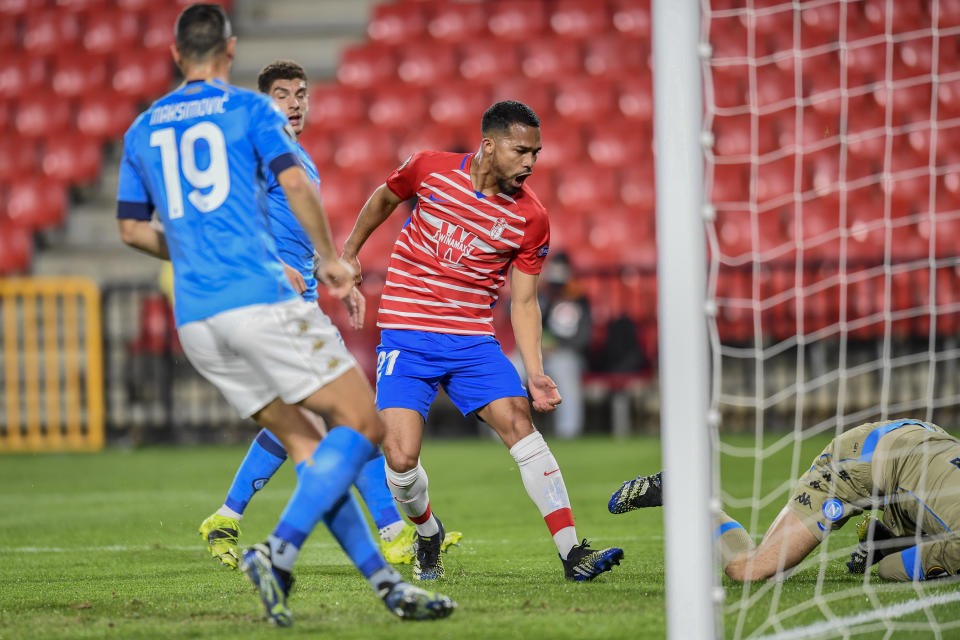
[609, 419, 960, 582]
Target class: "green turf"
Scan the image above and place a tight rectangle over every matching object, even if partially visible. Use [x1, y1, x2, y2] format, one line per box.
[0, 435, 958, 639]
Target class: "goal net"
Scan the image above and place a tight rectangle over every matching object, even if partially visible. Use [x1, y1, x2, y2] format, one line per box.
[702, 0, 960, 637]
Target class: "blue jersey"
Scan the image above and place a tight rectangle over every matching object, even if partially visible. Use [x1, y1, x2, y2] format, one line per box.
[116, 78, 301, 326]
[264, 142, 320, 302]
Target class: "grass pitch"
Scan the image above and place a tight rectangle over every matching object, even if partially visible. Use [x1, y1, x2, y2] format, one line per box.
[1, 434, 959, 639]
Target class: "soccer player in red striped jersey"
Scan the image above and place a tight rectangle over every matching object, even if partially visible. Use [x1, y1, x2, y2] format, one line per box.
[341, 100, 624, 581]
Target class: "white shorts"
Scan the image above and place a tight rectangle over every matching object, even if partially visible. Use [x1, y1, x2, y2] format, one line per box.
[177, 298, 357, 418]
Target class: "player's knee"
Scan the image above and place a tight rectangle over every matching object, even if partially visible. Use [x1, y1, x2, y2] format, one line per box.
[383, 443, 417, 473]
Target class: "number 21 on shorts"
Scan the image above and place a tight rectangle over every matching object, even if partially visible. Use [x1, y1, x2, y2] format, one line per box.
[376, 349, 400, 382]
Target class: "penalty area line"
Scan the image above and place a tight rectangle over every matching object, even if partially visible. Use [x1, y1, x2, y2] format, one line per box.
[759, 590, 960, 640]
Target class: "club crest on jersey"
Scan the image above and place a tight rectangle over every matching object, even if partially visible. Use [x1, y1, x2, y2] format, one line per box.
[435, 221, 476, 265]
[491, 217, 507, 240]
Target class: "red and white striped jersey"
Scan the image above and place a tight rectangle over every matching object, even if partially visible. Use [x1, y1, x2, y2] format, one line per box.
[378, 150, 550, 335]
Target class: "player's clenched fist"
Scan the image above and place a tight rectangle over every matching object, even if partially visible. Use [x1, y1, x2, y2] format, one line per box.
[528, 374, 562, 412]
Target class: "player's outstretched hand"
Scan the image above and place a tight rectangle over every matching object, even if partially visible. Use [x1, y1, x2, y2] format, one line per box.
[341, 286, 366, 330]
[317, 258, 356, 299]
[529, 374, 562, 412]
[282, 263, 307, 294]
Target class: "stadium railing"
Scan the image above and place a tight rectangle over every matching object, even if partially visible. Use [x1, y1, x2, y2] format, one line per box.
[0, 276, 103, 452]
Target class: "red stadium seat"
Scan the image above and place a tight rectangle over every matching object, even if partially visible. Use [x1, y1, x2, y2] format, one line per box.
[0, 54, 49, 100]
[554, 78, 615, 123]
[611, 0, 651, 38]
[710, 162, 749, 205]
[76, 94, 136, 140]
[862, 0, 930, 36]
[307, 85, 367, 133]
[22, 10, 80, 56]
[458, 41, 519, 84]
[15, 95, 71, 138]
[367, 1, 425, 45]
[873, 81, 935, 127]
[489, 79, 553, 120]
[428, 82, 490, 128]
[710, 66, 747, 111]
[535, 124, 582, 172]
[427, 1, 488, 42]
[587, 122, 645, 167]
[55, 0, 107, 10]
[112, 51, 174, 100]
[0, 15, 16, 53]
[333, 128, 397, 172]
[0, 99, 9, 133]
[583, 35, 646, 79]
[395, 124, 464, 164]
[619, 163, 655, 210]
[368, 85, 427, 131]
[296, 128, 333, 169]
[338, 44, 398, 88]
[520, 38, 582, 82]
[82, 9, 139, 54]
[396, 42, 457, 86]
[617, 76, 652, 122]
[554, 164, 617, 213]
[51, 52, 109, 99]
[755, 60, 796, 110]
[939, 0, 960, 28]
[6, 178, 66, 229]
[713, 114, 771, 159]
[709, 15, 748, 61]
[142, 6, 180, 53]
[0, 0, 34, 18]
[938, 76, 960, 119]
[550, 0, 609, 40]
[582, 208, 654, 268]
[40, 133, 101, 183]
[488, 0, 546, 40]
[0, 136, 38, 182]
[316, 170, 367, 221]
[114, 0, 153, 9]
[0, 221, 32, 274]
[715, 209, 786, 260]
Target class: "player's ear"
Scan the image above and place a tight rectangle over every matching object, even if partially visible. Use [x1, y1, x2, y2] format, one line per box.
[481, 135, 496, 155]
[170, 43, 182, 69]
[224, 36, 237, 61]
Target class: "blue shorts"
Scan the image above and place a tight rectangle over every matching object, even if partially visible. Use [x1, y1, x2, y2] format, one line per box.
[375, 329, 527, 422]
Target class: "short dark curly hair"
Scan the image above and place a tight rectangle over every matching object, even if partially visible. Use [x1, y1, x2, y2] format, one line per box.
[257, 60, 308, 94]
[481, 100, 540, 137]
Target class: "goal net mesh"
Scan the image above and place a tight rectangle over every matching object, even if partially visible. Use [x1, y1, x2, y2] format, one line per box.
[701, 0, 960, 637]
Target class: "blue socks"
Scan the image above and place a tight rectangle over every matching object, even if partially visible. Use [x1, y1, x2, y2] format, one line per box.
[355, 452, 404, 531]
[269, 427, 376, 571]
[223, 429, 287, 517]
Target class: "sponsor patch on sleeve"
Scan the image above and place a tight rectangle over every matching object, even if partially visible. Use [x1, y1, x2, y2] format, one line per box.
[537, 245, 549, 257]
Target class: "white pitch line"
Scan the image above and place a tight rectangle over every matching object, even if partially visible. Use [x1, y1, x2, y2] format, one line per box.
[0, 535, 659, 554]
[759, 590, 960, 640]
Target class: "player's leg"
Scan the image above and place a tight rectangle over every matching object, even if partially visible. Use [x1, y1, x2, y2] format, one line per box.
[353, 447, 417, 563]
[475, 395, 623, 580]
[214, 302, 454, 622]
[198, 428, 288, 568]
[375, 333, 464, 580]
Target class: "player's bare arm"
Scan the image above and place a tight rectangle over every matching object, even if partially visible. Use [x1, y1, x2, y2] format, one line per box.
[277, 165, 353, 297]
[341, 183, 404, 279]
[724, 506, 819, 581]
[510, 268, 562, 412]
[117, 218, 170, 260]
[280, 259, 307, 294]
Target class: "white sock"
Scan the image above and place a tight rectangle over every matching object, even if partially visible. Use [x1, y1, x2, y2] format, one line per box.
[379, 520, 406, 542]
[385, 462, 439, 537]
[509, 431, 578, 558]
[216, 504, 243, 521]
